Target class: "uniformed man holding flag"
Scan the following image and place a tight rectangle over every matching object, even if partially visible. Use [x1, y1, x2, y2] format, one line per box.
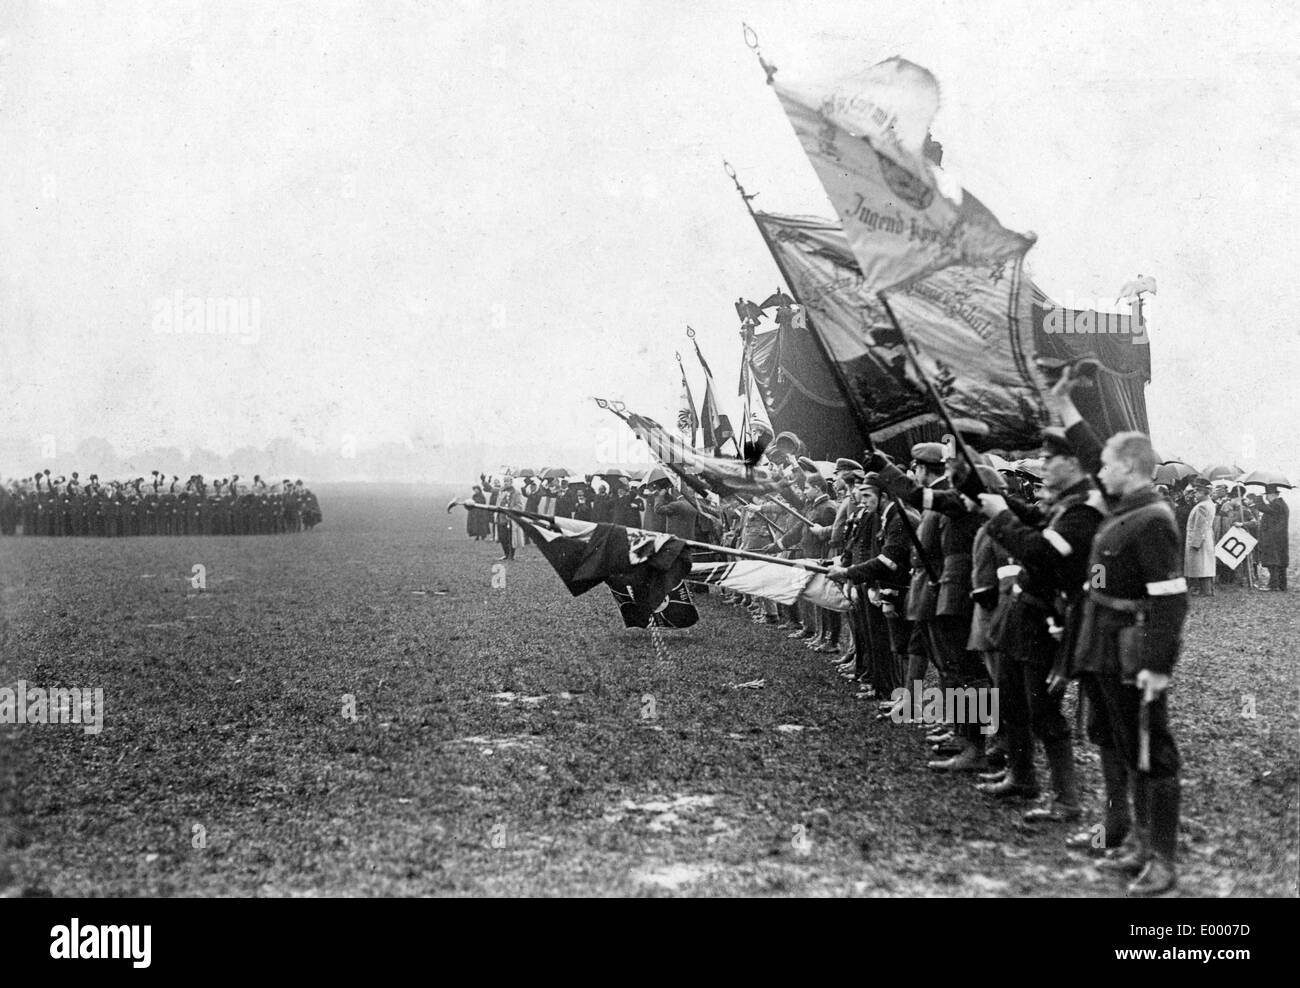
[1056, 386, 1190, 897]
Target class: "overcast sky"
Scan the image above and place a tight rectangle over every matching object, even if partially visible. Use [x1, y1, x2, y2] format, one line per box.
[2, 0, 1297, 477]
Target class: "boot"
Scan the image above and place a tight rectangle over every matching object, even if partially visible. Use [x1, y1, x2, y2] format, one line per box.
[1128, 776, 1180, 896]
[1096, 747, 1133, 850]
[979, 718, 1037, 796]
[1023, 738, 1082, 824]
[1128, 857, 1177, 897]
[1099, 774, 1151, 875]
[977, 775, 1040, 799]
[928, 738, 986, 772]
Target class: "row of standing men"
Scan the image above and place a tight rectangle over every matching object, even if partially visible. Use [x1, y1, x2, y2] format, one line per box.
[711, 375, 1199, 897]
[0, 473, 322, 536]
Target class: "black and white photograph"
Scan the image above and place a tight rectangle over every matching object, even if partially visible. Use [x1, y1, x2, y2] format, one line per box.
[1, 0, 1296, 919]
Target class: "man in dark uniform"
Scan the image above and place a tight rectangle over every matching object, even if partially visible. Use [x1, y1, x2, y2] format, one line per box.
[973, 427, 1106, 827]
[301, 487, 322, 530]
[833, 478, 881, 682]
[878, 444, 986, 769]
[0, 484, 16, 535]
[157, 484, 175, 536]
[19, 483, 36, 535]
[826, 472, 914, 695]
[1063, 418, 1190, 897]
[888, 444, 948, 729]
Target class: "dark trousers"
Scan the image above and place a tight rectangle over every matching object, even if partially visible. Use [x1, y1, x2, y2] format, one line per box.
[848, 595, 872, 676]
[864, 603, 897, 695]
[884, 611, 911, 695]
[1079, 671, 1180, 780]
[1002, 652, 1070, 743]
[822, 608, 841, 646]
[1080, 669, 1180, 861]
[1268, 565, 1288, 590]
[498, 521, 514, 559]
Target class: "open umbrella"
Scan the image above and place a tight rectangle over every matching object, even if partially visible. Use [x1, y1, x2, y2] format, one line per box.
[1237, 469, 1294, 489]
[542, 467, 570, 480]
[641, 465, 672, 486]
[1153, 461, 1197, 485]
[1201, 463, 1242, 481]
[591, 467, 630, 479]
[516, 467, 536, 478]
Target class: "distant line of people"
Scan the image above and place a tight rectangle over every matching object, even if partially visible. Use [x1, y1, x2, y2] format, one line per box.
[465, 473, 701, 561]
[0, 471, 322, 536]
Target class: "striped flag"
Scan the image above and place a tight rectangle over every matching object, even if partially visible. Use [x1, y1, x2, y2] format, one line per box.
[690, 559, 851, 612]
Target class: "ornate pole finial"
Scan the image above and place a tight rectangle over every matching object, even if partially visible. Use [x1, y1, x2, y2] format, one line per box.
[741, 23, 777, 82]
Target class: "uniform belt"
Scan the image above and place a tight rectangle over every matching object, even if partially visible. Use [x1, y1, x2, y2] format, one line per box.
[1089, 591, 1147, 614]
[1011, 585, 1056, 614]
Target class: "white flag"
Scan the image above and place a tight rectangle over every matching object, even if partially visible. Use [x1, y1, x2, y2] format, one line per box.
[771, 57, 1035, 294]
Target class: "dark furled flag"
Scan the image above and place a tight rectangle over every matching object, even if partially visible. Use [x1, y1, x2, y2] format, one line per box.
[609, 580, 699, 628]
[510, 512, 694, 624]
[692, 338, 734, 453]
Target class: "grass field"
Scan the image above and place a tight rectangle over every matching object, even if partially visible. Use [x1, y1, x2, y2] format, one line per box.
[1, 485, 1296, 897]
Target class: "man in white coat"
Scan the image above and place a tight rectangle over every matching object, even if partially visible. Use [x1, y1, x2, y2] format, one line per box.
[1184, 478, 1217, 596]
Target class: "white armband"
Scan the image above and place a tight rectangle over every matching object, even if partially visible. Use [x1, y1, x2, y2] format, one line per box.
[1146, 577, 1187, 596]
[1042, 529, 1073, 557]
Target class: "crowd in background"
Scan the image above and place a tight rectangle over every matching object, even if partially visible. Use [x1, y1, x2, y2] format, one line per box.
[1170, 479, 1289, 593]
[0, 471, 322, 536]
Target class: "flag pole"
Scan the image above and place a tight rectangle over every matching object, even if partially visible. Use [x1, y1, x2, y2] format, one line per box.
[876, 291, 987, 493]
[724, 159, 939, 583]
[449, 500, 834, 574]
[593, 398, 714, 500]
[724, 161, 878, 450]
[688, 325, 736, 457]
[757, 492, 814, 526]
